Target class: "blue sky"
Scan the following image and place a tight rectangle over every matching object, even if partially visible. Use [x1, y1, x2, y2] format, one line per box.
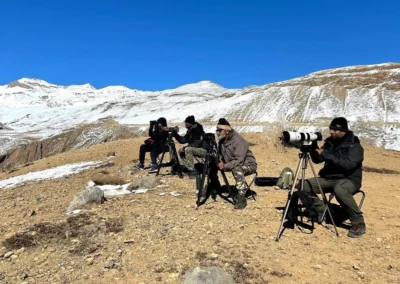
[0, 0, 399, 90]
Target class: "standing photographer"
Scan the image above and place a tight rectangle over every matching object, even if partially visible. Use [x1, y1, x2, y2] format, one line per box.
[303, 117, 366, 238]
[216, 118, 257, 209]
[173, 115, 207, 178]
[135, 117, 168, 173]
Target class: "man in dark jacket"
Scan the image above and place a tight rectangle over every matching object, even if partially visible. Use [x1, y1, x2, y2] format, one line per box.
[303, 117, 366, 238]
[173, 115, 207, 178]
[135, 117, 168, 173]
[216, 118, 257, 209]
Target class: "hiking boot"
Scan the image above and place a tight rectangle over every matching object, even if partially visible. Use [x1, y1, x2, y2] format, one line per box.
[148, 164, 159, 173]
[234, 194, 247, 209]
[134, 163, 144, 170]
[347, 222, 366, 238]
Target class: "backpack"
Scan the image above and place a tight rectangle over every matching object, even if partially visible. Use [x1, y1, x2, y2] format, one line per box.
[276, 167, 294, 189]
[285, 191, 318, 227]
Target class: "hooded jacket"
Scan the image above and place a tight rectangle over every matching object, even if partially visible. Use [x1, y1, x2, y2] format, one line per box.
[219, 130, 257, 170]
[149, 118, 168, 147]
[311, 131, 364, 189]
[174, 122, 206, 148]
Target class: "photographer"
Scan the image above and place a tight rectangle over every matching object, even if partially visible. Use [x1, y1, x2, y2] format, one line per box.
[173, 115, 207, 178]
[216, 118, 257, 209]
[135, 117, 168, 173]
[303, 117, 366, 238]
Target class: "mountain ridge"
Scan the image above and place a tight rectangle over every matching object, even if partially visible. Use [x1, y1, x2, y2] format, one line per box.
[0, 62, 399, 153]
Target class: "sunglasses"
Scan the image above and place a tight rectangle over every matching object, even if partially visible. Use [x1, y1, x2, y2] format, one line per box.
[216, 129, 224, 133]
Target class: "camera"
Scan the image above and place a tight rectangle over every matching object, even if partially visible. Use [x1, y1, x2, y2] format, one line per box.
[280, 131, 322, 147]
[162, 126, 180, 133]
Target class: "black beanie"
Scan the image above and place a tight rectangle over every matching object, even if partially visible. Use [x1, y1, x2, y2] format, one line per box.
[330, 117, 349, 132]
[184, 115, 195, 124]
[157, 117, 167, 127]
[217, 118, 232, 130]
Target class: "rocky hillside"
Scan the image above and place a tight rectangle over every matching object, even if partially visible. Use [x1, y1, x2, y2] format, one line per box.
[0, 120, 143, 172]
[0, 63, 399, 153]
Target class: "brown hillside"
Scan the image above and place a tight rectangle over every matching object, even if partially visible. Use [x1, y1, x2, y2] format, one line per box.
[0, 133, 399, 283]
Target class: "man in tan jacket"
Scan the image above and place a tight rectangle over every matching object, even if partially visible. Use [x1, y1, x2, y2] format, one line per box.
[216, 118, 257, 209]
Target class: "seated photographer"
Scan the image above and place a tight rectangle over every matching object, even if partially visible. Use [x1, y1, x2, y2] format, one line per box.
[173, 115, 207, 178]
[216, 118, 257, 209]
[135, 117, 168, 173]
[302, 117, 366, 238]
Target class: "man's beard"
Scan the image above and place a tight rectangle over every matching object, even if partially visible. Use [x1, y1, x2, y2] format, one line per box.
[217, 133, 226, 140]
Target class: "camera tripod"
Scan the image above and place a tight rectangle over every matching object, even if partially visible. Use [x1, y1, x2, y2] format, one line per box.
[196, 134, 239, 206]
[275, 143, 339, 241]
[156, 132, 183, 178]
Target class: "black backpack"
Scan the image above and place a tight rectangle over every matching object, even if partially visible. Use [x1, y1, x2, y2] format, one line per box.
[285, 191, 318, 227]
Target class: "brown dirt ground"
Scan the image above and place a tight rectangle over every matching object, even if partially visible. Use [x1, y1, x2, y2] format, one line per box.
[0, 133, 399, 284]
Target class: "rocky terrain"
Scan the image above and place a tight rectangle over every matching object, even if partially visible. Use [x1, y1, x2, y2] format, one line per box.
[0, 132, 399, 283]
[0, 120, 143, 172]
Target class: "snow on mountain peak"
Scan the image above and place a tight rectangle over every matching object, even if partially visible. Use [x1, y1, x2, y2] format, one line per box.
[7, 78, 57, 89]
[169, 80, 227, 94]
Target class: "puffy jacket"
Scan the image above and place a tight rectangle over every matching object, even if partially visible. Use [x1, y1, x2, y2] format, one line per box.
[149, 119, 168, 147]
[219, 130, 257, 170]
[311, 131, 364, 189]
[174, 122, 206, 148]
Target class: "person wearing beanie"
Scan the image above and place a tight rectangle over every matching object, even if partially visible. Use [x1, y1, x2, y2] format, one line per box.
[216, 118, 257, 209]
[302, 117, 366, 238]
[135, 117, 169, 172]
[173, 115, 207, 178]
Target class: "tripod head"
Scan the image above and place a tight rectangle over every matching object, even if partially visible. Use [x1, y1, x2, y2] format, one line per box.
[299, 141, 315, 153]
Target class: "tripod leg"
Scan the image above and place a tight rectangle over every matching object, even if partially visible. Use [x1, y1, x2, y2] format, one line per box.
[220, 171, 231, 196]
[171, 144, 183, 178]
[307, 156, 339, 237]
[197, 155, 209, 206]
[275, 156, 303, 241]
[156, 145, 168, 176]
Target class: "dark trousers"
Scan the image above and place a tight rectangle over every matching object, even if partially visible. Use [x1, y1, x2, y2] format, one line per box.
[139, 144, 166, 165]
[302, 177, 364, 225]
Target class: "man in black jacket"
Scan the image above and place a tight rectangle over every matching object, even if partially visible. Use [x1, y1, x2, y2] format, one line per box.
[303, 117, 366, 238]
[135, 117, 168, 173]
[173, 115, 207, 178]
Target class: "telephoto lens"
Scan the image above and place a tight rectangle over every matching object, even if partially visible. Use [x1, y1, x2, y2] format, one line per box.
[282, 131, 322, 143]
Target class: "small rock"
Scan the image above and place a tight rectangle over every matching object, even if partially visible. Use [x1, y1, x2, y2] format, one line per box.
[104, 261, 117, 269]
[107, 152, 116, 157]
[376, 237, 383, 242]
[353, 265, 360, 271]
[86, 257, 94, 265]
[10, 254, 18, 260]
[16, 248, 25, 254]
[313, 265, 322, 270]
[0, 274, 5, 280]
[209, 253, 219, 259]
[3, 251, 14, 258]
[20, 272, 28, 280]
[0, 247, 7, 257]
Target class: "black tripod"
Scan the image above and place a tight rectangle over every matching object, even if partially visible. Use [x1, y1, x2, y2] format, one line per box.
[196, 135, 234, 206]
[156, 132, 183, 178]
[275, 142, 339, 241]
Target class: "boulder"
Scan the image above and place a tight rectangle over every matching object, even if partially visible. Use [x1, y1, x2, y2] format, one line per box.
[67, 186, 105, 213]
[183, 266, 234, 284]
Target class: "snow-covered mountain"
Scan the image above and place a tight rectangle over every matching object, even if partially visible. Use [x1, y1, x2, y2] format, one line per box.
[1, 63, 399, 154]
